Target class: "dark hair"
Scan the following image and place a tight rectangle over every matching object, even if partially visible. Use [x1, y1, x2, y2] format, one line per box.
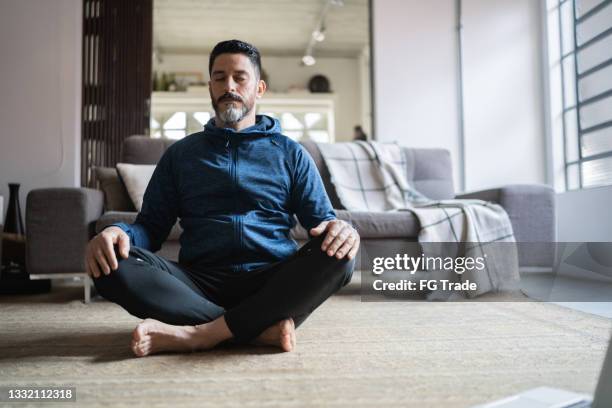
[209, 39, 262, 78]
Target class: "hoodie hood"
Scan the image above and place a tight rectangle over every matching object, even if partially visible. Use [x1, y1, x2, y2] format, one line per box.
[203, 114, 281, 142]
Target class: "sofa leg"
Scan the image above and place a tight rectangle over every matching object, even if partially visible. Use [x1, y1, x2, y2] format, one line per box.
[83, 275, 91, 304]
[29, 273, 92, 302]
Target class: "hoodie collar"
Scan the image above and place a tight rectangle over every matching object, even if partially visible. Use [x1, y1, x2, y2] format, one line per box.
[203, 114, 281, 144]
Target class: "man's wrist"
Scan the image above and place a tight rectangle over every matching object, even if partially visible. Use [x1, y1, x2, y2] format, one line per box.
[102, 223, 133, 245]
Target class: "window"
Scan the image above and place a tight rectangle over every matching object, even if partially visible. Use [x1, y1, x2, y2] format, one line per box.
[151, 111, 211, 139]
[553, 0, 612, 189]
[257, 112, 330, 142]
[150, 92, 336, 143]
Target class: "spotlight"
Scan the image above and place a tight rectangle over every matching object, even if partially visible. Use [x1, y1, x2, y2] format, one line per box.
[312, 30, 325, 42]
[302, 55, 316, 66]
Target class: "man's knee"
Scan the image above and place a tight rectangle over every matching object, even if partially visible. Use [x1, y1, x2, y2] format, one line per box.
[316, 252, 355, 290]
[92, 252, 142, 301]
[336, 256, 355, 288]
[303, 235, 355, 278]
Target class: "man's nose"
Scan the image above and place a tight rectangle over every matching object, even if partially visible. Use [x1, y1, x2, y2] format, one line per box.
[223, 77, 237, 93]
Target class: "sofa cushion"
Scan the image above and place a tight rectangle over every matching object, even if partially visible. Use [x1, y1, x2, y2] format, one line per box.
[116, 163, 156, 211]
[121, 135, 175, 164]
[290, 210, 420, 240]
[94, 166, 135, 212]
[95, 211, 183, 241]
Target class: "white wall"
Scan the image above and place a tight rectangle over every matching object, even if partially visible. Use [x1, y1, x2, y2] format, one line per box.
[372, 0, 462, 188]
[154, 53, 364, 142]
[0, 0, 82, 222]
[462, 0, 547, 191]
[372, 0, 547, 192]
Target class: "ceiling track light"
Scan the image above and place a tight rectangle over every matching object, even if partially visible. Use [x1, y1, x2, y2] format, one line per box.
[312, 28, 325, 42]
[302, 55, 316, 66]
[301, 0, 343, 66]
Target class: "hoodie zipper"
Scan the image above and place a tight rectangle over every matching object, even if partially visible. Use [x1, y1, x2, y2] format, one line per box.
[227, 136, 243, 272]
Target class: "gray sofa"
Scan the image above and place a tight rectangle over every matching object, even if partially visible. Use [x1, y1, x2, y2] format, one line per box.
[26, 136, 556, 299]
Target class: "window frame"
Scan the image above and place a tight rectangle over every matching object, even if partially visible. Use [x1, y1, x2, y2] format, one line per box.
[556, 0, 612, 190]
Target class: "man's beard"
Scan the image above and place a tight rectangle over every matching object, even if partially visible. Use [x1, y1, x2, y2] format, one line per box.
[212, 92, 254, 125]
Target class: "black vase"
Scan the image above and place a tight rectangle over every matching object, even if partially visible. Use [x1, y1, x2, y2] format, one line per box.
[4, 183, 25, 236]
[2, 183, 26, 274]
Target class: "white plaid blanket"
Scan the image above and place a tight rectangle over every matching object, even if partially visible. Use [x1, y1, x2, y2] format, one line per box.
[318, 141, 520, 298]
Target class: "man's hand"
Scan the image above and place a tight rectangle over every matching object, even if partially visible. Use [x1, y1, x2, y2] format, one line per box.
[85, 226, 130, 278]
[310, 219, 360, 260]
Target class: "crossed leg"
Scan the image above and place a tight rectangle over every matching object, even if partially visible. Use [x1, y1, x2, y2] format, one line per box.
[93, 235, 354, 356]
[130, 316, 296, 356]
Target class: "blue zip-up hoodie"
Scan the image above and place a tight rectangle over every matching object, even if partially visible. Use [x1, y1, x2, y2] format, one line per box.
[111, 115, 336, 273]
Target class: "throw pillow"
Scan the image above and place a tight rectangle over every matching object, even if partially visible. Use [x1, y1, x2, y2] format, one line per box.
[94, 166, 136, 212]
[115, 163, 156, 212]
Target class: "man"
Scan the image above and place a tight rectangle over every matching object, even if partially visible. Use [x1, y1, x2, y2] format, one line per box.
[87, 39, 359, 357]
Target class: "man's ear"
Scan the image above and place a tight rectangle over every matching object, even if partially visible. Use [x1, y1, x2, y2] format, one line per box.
[257, 79, 267, 98]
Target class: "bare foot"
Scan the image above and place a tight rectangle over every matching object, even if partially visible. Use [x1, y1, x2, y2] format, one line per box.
[131, 318, 230, 357]
[253, 318, 296, 352]
[131, 319, 197, 357]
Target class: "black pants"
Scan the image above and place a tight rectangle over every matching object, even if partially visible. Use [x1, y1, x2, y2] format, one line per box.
[93, 234, 354, 343]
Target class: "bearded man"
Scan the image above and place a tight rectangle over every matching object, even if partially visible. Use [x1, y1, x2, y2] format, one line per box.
[86, 39, 359, 356]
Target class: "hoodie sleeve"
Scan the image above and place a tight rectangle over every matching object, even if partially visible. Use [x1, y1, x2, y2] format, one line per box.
[108, 147, 180, 252]
[290, 144, 336, 234]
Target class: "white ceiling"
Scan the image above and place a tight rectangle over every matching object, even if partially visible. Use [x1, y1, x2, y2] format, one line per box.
[153, 0, 370, 58]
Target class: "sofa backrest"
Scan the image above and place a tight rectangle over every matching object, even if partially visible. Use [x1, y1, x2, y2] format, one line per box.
[300, 141, 455, 206]
[121, 135, 175, 164]
[121, 135, 455, 209]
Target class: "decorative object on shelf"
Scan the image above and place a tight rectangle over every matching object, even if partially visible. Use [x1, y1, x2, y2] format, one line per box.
[160, 72, 169, 92]
[154, 72, 205, 92]
[152, 71, 160, 91]
[0, 183, 50, 295]
[167, 73, 178, 92]
[308, 74, 331, 93]
[172, 72, 204, 92]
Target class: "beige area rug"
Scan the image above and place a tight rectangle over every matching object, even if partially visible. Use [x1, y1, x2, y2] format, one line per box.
[0, 280, 610, 408]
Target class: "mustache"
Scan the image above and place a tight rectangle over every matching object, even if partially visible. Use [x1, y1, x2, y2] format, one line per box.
[217, 93, 244, 103]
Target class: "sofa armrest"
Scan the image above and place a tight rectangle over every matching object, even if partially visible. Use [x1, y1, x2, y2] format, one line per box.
[26, 188, 104, 275]
[456, 184, 556, 267]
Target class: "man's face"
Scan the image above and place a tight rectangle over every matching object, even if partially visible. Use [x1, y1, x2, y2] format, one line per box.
[209, 53, 266, 126]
